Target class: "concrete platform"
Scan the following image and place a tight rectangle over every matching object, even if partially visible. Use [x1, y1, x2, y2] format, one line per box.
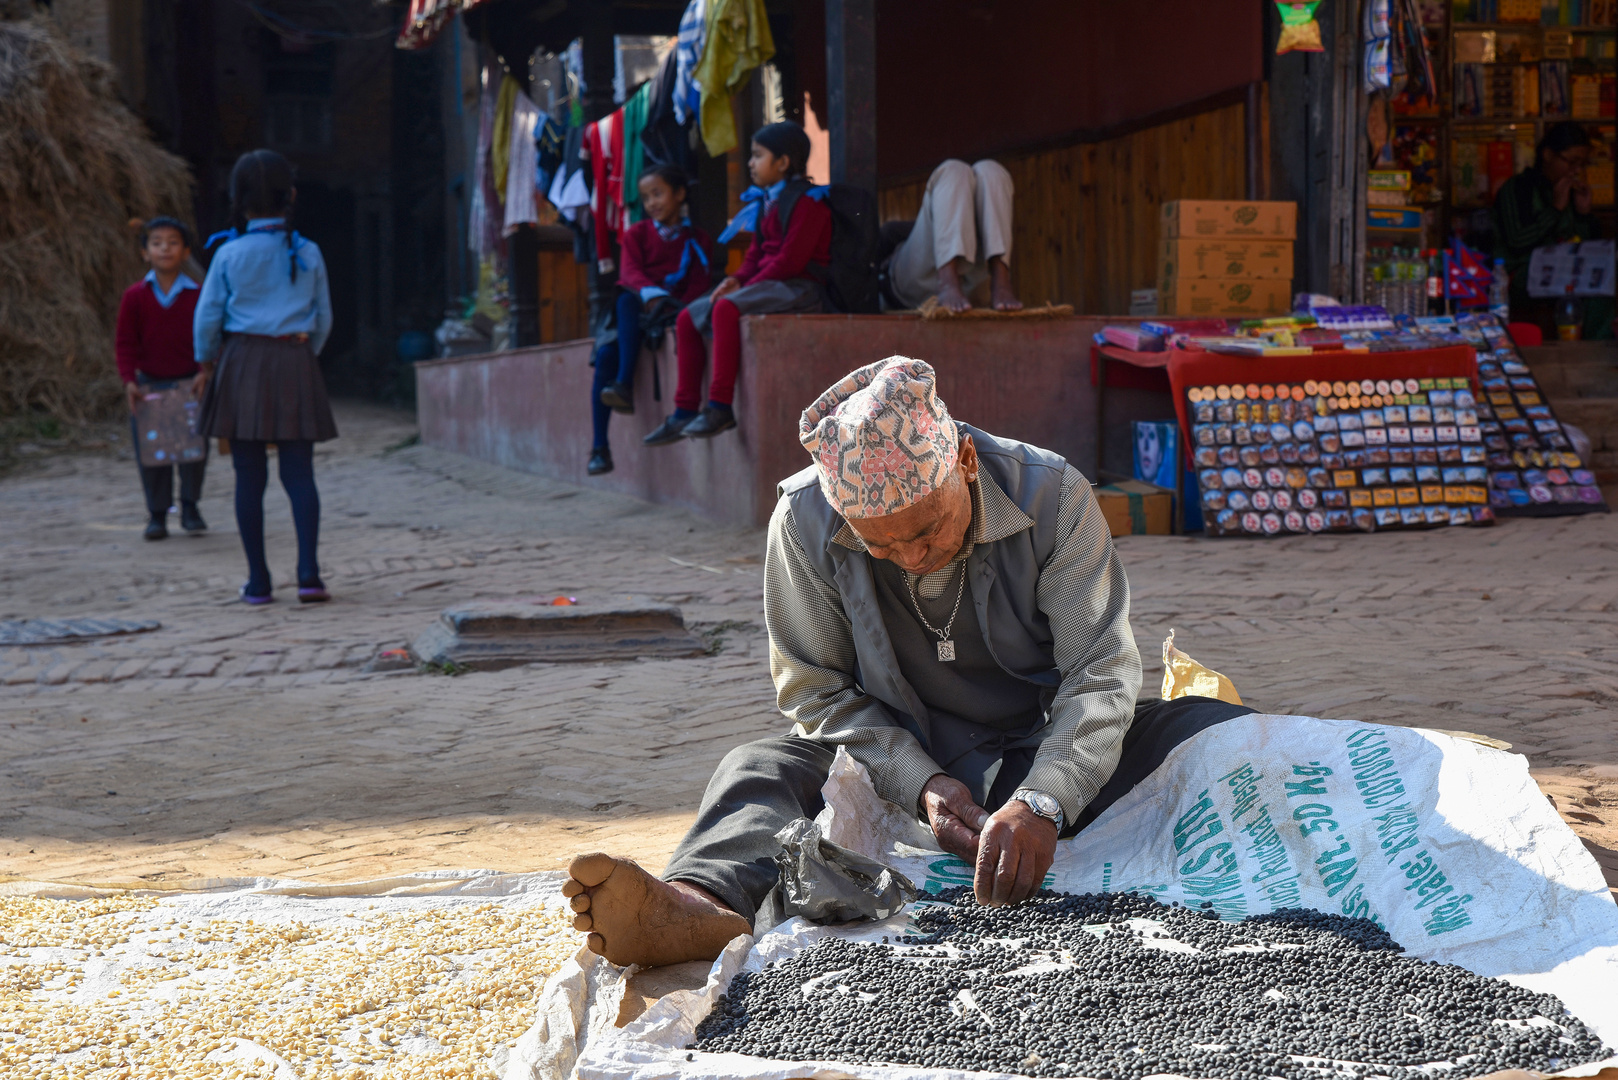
[410, 599, 708, 670]
[414, 314, 1173, 526]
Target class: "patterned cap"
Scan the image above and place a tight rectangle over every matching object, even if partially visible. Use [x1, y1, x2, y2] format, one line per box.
[799, 357, 960, 518]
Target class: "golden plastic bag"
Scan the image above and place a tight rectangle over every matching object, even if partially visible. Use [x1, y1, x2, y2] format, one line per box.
[1160, 629, 1243, 705]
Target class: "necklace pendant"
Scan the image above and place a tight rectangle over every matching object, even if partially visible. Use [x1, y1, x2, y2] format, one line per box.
[937, 639, 956, 662]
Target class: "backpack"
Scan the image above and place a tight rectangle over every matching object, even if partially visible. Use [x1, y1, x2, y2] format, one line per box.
[755, 180, 882, 314]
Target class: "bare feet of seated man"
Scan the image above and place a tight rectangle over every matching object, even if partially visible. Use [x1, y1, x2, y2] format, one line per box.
[920, 773, 1056, 906]
[564, 853, 752, 967]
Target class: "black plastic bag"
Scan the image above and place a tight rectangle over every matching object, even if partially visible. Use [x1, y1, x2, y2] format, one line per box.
[771, 818, 918, 925]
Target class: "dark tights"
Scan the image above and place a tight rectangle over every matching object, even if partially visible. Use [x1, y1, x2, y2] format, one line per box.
[590, 290, 644, 449]
[230, 439, 321, 596]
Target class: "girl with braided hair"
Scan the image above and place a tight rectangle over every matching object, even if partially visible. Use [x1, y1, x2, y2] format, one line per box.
[195, 148, 338, 605]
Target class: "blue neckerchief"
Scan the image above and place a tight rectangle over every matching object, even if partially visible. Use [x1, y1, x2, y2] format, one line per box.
[663, 236, 711, 291]
[204, 217, 309, 280]
[143, 269, 199, 309]
[716, 179, 829, 244]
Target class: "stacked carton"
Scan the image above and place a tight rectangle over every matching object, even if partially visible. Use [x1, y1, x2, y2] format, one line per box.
[1157, 200, 1297, 317]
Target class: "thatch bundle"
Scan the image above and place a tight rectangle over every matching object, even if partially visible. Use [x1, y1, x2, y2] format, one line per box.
[0, 17, 193, 422]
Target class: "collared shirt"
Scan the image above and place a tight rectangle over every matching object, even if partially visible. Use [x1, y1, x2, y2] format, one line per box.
[653, 219, 684, 243]
[193, 218, 333, 362]
[144, 269, 200, 309]
[765, 465, 1141, 823]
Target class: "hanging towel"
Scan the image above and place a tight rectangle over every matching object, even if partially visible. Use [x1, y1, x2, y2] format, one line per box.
[535, 114, 566, 198]
[548, 122, 591, 223]
[620, 80, 653, 226]
[672, 0, 707, 128]
[642, 42, 698, 181]
[503, 89, 542, 234]
[491, 74, 519, 203]
[586, 112, 624, 271]
[693, 0, 775, 157]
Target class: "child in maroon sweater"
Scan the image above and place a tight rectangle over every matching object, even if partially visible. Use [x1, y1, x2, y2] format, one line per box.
[114, 216, 208, 540]
[643, 122, 831, 446]
[589, 165, 714, 476]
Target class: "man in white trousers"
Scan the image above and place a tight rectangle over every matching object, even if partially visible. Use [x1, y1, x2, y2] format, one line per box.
[886, 159, 1022, 313]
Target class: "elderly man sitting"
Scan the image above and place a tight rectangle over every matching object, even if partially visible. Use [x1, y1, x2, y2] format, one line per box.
[565, 358, 1251, 967]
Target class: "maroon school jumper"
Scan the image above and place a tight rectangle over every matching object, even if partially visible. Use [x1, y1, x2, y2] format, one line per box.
[115, 277, 201, 383]
[673, 193, 832, 411]
[618, 220, 715, 303]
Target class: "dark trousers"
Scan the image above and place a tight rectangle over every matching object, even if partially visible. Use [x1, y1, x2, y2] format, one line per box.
[230, 439, 320, 594]
[590, 290, 644, 449]
[662, 696, 1256, 923]
[129, 379, 207, 519]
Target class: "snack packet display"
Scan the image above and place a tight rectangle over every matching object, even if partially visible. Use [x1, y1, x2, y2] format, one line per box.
[1275, 1, 1325, 54]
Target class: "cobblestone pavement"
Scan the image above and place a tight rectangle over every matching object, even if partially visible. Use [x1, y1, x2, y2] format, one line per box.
[1, 403, 1613, 899]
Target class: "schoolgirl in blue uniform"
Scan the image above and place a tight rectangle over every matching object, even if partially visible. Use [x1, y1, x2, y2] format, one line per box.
[195, 149, 337, 605]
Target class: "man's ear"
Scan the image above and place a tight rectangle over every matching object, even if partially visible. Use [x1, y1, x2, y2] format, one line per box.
[958, 434, 978, 479]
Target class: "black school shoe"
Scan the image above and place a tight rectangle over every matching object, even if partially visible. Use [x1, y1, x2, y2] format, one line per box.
[587, 446, 614, 475]
[682, 404, 736, 439]
[144, 516, 168, 541]
[180, 502, 207, 534]
[643, 413, 695, 447]
[599, 381, 634, 414]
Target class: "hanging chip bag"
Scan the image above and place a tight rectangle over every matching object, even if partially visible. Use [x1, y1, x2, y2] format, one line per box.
[1275, 0, 1325, 54]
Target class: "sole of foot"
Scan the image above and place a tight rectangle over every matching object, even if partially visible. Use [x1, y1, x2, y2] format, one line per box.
[563, 852, 751, 968]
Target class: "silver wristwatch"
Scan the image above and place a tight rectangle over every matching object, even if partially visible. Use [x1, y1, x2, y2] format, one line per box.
[1012, 788, 1064, 832]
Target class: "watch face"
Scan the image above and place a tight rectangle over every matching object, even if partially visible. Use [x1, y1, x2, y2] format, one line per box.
[1027, 792, 1059, 818]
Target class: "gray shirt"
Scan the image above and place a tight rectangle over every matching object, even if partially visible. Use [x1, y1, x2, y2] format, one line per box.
[763, 462, 1143, 825]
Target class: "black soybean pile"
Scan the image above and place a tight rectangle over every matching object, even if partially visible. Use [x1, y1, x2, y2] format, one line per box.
[693, 890, 1609, 1079]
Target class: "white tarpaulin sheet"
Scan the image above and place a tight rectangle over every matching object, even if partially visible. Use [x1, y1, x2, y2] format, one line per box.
[512, 714, 1618, 1080]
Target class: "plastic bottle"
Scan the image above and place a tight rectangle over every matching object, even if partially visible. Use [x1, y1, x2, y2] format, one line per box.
[1489, 258, 1510, 323]
[1555, 286, 1584, 341]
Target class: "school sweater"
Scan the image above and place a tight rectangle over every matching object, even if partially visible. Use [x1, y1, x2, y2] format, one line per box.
[733, 191, 832, 286]
[114, 275, 202, 383]
[617, 219, 716, 304]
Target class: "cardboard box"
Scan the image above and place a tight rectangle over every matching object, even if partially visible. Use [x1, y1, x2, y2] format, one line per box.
[1157, 277, 1293, 317]
[1160, 200, 1298, 239]
[1094, 480, 1172, 537]
[1158, 238, 1293, 290]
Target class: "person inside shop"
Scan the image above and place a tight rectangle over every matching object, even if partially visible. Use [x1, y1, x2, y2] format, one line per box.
[564, 356, 1252, 968]
[883, 159, 1022, 313]
[587, 164, 715, 476]
[116, 216, 209, 541]
[642, 121, 830, 446]
[1492, 121, 1611, 339]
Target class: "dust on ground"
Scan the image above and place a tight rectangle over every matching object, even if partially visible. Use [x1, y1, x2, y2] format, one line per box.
[1, 402, 1613, 898]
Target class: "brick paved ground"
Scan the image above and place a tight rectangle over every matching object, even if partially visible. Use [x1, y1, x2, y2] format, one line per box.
[1, 402, 1612, 898]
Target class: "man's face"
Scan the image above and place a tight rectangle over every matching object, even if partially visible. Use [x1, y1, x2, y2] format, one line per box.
[845, 437, 977, 576]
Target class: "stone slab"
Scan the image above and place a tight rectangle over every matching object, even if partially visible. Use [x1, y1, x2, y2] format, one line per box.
[410, 600, 708, 670]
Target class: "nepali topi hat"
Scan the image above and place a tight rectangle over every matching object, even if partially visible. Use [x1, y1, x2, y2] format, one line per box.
[798, 356, 960, 519]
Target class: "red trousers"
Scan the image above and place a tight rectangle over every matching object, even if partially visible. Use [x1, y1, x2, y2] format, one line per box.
[674, 298, 741, 412]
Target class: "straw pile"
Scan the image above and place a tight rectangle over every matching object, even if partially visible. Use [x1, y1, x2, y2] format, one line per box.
[0, 17, 193, 423]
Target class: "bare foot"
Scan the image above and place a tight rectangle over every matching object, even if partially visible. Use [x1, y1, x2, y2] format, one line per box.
[989, 257, 1022, 311]
[936, 258, 972, 313]
[563, 852, 752, 967]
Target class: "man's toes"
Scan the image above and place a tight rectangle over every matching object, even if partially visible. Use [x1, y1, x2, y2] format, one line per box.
[569, 852, 621, 888]
[561, 878, 584, 898]
[586, 932, 607, 956]
[572, 912, 594, 932]
[569, 893, 591, 914]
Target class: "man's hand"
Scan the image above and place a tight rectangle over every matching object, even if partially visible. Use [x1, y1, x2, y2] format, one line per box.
[125, 382, 142, 413]
[1553, 173, 1576, 211]
[920, 773, 988, 865]
[973, 798, 1058, 907]
[712, 276, 742, 300]
[1572, 179, 1593, 216]
[190, 367, 210, 400]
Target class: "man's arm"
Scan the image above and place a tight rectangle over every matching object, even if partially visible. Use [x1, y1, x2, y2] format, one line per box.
[1019, 465, 1143, 826]
[764, 498, 945, 813]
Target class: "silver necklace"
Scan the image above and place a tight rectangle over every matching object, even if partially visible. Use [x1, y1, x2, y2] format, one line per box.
[906, 560, 966, 662]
